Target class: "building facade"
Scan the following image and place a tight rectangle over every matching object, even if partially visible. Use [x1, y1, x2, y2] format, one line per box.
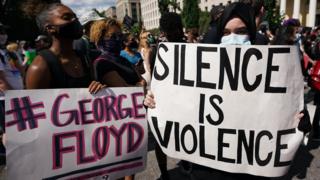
[279, 0, 319, 27]
[105, 6, 117, 19]
[116, 0, 141, 23]
[140, 0, 234, 30]
[140, 0, 161, 30]
[139, 0, 319, 30]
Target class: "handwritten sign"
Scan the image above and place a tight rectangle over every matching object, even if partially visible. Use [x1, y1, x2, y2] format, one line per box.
[5, 87, 147, 180]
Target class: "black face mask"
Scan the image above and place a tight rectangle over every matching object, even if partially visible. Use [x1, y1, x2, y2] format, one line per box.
[128, 41, 138, 49]
[53, 19, 83, 39]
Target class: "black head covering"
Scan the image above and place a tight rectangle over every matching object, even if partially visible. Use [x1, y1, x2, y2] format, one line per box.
[217, 2, 256, 44]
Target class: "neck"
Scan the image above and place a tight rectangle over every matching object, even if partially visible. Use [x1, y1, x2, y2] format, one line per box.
[125, 47, 134, 54]
[50, 37, 74, 56]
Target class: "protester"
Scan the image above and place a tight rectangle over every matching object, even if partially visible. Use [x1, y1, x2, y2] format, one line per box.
[201, 4, 225, 44]
[24, 2, 104, 92]
[139, 31, 157, 88]
[120, 33, 142, 65]
[35, 35, 51, 51]
[90, 17, 145, 180]
[186, 28, 199, 43]
[144, 2, 310, 179]
[6, 42, 24, 68]
[73, 10, 104, 64]
[147, 12, 188, 180]
[0, 22, 24, 163]
[22, 41, 37, 68]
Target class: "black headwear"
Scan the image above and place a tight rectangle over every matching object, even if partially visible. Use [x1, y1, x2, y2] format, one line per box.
[217, 2, 256, 44]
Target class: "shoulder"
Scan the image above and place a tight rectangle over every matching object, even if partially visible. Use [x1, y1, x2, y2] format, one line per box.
[26, 55, 51, 89]
[27, 55, 49, 74]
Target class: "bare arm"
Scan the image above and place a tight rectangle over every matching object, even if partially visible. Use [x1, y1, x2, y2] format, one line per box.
[101, 71, 131, 87]
[25, 56, 51, 89]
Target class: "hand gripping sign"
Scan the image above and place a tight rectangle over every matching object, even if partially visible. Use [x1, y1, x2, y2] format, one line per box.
[148, 43, 305, 177]
[5, 87, 147, 180]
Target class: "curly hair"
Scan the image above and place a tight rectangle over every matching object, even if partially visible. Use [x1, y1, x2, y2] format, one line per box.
[22, 0, 64, 33]
[90, 18, 121, 45]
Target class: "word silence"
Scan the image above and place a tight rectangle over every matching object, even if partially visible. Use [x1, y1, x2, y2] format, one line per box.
[148, 43, 304, 177]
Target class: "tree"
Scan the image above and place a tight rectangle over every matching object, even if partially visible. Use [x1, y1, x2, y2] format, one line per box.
[198, 11, 210, 35]
[181, 0, 200, 29]
[158, 0, 170, 15]
[158, 0, 180, 15]
[263, 0, 284, 35]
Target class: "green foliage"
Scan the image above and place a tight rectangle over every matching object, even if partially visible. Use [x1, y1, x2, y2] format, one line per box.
[198, 11, 211, 35]
[129, 23, 142, 37]
[158, 0, 181, 15]
[181, 0, 200, 29]
[263, 0, 284, 34]
[149, 28, 161, 36]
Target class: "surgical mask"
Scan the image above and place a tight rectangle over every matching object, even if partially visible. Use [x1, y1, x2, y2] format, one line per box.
[53, 19, 83, 39]
[0, 34, 8, 45]
[220, 33, 251, 45]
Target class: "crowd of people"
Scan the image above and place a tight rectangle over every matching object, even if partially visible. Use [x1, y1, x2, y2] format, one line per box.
[0, 0, 319, 179]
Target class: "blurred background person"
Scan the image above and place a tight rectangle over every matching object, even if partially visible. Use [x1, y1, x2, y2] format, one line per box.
[35, 35, 51, 52]
[74, 10, 105, 64]
[201, 4, 225, 44]
[139, 31, 156, 88]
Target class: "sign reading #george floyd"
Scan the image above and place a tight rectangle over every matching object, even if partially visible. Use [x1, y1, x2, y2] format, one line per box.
[148, 43, 304, 177]
[5, 87, 147, 180]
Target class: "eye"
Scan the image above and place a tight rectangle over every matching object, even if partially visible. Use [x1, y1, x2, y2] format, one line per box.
[61, 13, 76, 21]
[234, 28, 248, 35]
[223, 29, 231, 36]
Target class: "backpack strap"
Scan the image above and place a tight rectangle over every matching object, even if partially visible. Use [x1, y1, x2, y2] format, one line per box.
[38, 50, 66, 88]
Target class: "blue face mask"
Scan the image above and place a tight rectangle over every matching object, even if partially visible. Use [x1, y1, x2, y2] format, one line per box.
[220, 33, 251, 45]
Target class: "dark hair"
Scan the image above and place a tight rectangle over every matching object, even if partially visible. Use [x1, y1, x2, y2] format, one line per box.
[159, 12, 184, 42]
[210, 4, 225, 22]
[271, 26, 296, 45]
[160, 12, 183, 33]
[23, 1, 64, 32]
[283, 18, 301, 27]
[217, 2, 256, 44]
[239, 0, 264, 16]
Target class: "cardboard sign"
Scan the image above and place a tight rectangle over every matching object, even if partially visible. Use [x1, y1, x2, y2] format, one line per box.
[5, 87, 147, 180]
[148, 43, 305, 177]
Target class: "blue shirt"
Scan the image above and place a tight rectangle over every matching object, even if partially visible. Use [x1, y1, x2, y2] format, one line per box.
[120, 50, 142, 65]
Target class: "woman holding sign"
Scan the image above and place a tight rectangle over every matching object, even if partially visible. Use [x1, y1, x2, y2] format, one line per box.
[90, 18, 145, 180]
[144, 2, 310, 180]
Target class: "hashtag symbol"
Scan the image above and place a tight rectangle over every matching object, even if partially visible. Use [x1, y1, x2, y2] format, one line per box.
[6, 96, 46, 132]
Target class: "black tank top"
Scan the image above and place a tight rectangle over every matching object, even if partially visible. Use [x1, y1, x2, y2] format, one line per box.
[38, 50, 91, 88]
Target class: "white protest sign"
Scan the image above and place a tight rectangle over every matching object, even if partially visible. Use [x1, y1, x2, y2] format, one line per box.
[148, 43, 305, 177]
[5, 87, 147, 180]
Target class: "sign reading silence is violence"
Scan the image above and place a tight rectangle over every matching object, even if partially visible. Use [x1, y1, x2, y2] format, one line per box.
[148, 43, 305, 177]
[5, 87, 147, 179]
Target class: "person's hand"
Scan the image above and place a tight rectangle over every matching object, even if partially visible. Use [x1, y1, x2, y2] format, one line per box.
[144, 90, 156, 109]
[136, 79, 147, 87]
[88, 81, 107, 94]
[296, 109, 312, 133]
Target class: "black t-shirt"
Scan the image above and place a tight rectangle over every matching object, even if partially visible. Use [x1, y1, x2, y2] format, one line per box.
[94, 53, 140, 85]
[255, 32, 270, 45]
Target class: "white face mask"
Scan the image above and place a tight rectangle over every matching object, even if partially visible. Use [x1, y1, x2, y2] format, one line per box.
[220, 33, 251, 45]
[0, 34, 8, 45]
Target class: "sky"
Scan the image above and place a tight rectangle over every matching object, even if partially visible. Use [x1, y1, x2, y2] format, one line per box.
[61, 0, 115, 16]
